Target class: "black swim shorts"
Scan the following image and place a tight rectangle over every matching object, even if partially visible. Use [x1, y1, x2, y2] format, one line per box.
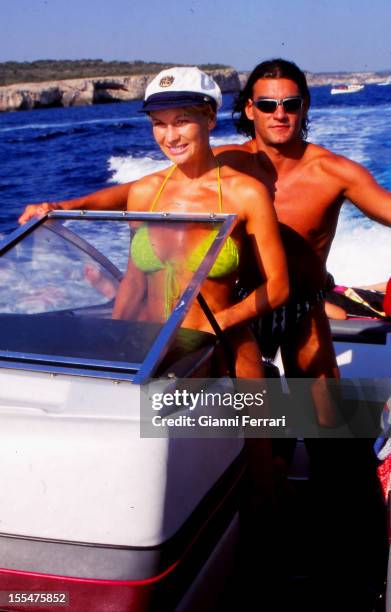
[253, 290, 325, 359]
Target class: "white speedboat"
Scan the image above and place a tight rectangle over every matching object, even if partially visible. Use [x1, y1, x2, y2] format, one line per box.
[0, 211, 246, 612]
[331, 84, 365, 95]
[0, 211, 389, 610]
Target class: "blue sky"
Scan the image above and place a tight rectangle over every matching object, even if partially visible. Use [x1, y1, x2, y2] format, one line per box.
[2, 0, 391, 72]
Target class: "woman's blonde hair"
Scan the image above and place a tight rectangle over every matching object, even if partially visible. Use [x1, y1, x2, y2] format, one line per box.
[184, 103, 217, 121]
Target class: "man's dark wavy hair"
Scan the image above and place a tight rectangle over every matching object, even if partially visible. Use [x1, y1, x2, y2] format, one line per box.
[233, 58, 311, 140]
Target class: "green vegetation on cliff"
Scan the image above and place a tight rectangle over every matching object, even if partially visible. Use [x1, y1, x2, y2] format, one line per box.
[0, 59, 231, 86]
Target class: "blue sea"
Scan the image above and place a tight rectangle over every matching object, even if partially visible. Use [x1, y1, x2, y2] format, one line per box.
[0, 84, 390, 286]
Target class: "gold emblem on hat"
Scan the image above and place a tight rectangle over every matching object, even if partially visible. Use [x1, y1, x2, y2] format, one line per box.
[159, 76, 174, 87]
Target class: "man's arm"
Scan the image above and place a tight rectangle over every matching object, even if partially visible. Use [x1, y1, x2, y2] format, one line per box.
[18, 182, 131, 224]
[337, 156, 391, 225]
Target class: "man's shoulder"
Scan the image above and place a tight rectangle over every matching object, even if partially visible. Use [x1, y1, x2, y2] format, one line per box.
[214, 140, 258, 175]
[214, 139, 256, 158]
[306, 141, 362, 164]
[220, 167, 271, 209]
[304, 142, 338, 161]
[214, 139, 255, 153]
[303, 142, 360, 174]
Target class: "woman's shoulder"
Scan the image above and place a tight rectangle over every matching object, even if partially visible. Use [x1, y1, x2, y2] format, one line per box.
[127, 166, 173, 209]
[218, 166, 273, 222]
[130, 166, 173, 191]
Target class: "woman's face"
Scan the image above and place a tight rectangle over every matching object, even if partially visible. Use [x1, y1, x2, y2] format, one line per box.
[149, 107, 215, 164]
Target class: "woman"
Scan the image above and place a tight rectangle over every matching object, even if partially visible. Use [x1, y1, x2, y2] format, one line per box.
[113, 67, 288, 377]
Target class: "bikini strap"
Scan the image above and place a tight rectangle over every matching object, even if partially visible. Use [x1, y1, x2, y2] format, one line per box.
[150, 165, 177, 212]
[150, 161, 222, 212]
[216, 161, 222, 213]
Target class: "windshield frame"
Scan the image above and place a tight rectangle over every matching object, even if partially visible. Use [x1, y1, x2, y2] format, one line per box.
[0, 211, 237, 383]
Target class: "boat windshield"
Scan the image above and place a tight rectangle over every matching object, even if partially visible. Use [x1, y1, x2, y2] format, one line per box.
[0, 212, 235, 381]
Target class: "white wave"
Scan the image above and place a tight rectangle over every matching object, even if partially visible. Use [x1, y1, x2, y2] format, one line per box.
[327, 212, 391, 286]
[309, 106, 391, 285]
[310, 119, 370, 165]
[107, 135, 247, 185]
[309, 106, 391, 167]
[106, 136, 248, 184]
[0, 123, 67, 133]
[107, 155, 170, 183]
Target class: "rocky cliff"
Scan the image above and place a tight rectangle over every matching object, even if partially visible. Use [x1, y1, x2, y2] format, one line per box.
[3, 67, 390, 112]
[0, 69, 240, 112]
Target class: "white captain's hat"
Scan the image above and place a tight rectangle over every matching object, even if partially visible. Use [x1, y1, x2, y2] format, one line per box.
[140, 66, 222, 112]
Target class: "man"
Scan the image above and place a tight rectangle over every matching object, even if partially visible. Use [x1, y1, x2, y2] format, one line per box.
[19, 59, 391, 608]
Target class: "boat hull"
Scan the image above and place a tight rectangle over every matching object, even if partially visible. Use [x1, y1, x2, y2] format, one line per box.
[0, 368, 244, 611]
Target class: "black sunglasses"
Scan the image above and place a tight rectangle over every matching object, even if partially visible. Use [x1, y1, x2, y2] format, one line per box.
[253, 96, 303, 113]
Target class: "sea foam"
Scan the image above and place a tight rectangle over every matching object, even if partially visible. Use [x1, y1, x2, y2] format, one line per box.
[107, 135, 248, 184]
[328, 210, 391, 286]
[106, 138, 248, 185]
[107, 155, 170, 183]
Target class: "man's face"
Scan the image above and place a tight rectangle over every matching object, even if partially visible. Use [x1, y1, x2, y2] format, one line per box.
[245, 78, 307, 146]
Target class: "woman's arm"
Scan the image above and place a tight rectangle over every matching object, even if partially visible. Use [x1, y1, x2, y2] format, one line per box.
[18, 182, 132, 224]
[212, 179, 289, 331]
[112, 263, 146, 320]
[112, 179, 158, 319]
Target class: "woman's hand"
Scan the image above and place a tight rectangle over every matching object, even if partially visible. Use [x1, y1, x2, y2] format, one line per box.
[18, 201, 59, 225]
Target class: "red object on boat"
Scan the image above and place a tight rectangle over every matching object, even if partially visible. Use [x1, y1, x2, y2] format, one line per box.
[383, 278, 391, 316]
[377, 457, 391, 501]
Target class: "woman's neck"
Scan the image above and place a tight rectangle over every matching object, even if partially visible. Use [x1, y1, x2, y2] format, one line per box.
[174, 148, 217, 180]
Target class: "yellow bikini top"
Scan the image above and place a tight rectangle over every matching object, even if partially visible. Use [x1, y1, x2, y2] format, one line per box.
[130, 163, 239, 318]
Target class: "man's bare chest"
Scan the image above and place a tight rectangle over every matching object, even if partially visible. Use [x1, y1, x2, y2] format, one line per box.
[272, 175, 343, 239]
